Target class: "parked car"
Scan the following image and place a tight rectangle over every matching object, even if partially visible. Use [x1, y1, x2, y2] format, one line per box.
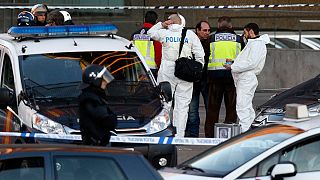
[0, 24, 176, 169]
[0, 144, 163, 180]
[160, 105, 320, 179]
[252, 74, 320, 127]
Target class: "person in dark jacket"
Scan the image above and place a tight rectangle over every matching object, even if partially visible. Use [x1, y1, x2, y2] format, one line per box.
[205, 16, 244, 137]
[185, 20, 211, 137]
[79, 64, 117, 146]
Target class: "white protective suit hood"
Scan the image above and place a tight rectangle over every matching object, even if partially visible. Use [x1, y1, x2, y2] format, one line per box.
[168, 24, 183, 31]
[168, 13, 185, 31]
[177, 13, 186, 27]
[249, 34, 270, 44]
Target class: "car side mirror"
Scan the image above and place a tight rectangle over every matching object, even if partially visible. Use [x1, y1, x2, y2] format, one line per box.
[271, 162, 297, 180]
[0, 88, 15, 109]
[158, 81, 172, 102]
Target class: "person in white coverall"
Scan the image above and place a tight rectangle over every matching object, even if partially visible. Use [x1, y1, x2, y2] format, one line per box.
[147, 13, 205, 137]
[224, 23, 270, 133]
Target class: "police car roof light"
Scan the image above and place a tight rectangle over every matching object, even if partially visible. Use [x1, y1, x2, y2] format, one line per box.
[8, 24, 118, 38]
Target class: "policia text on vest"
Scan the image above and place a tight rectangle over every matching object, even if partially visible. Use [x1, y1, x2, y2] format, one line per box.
[133, 29, 157, 69]
[208, 33, 242, 70]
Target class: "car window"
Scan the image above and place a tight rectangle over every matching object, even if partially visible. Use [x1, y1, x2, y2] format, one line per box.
[183, 124, 304, 177]
[279, 136, 320, 173]
[54, 156, 127, 180]
[240, 135, 320, 178]
[20, 51, 160, 118]
[1, 54, 15, 91]
[0, 157, 44, 180]
[20, 51, 152, 100]
[240, 152, 280, 178]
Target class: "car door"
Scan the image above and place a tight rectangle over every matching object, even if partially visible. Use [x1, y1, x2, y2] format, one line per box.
[239, 135, 320, 180]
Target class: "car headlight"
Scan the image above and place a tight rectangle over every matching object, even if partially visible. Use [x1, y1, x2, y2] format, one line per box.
[32, 114, 66, 134]
[143, 109, 170, 134]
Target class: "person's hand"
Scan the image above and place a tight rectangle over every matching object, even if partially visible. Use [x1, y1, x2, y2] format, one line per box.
[161, 20, 173, 29]
[223, 64, 232, 70]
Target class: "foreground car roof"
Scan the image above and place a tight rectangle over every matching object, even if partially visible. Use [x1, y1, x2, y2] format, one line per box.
[0, 144, 138, 155]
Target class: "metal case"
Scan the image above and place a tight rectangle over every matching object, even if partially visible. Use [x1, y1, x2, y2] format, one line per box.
[214, 123, 241, 138]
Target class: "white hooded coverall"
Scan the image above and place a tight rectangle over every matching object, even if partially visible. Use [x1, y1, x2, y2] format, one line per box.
[231, 34, 270, 132]
[147, 18, 205, 137]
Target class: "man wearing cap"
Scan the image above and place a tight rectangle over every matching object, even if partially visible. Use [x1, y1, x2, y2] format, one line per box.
[79, 64, 117, 146]
[147, 13, 204, 137]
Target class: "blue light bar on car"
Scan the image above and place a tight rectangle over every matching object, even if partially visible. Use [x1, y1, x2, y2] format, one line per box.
[8, 24, 118, 38]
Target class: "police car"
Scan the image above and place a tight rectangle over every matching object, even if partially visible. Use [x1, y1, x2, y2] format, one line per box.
[0, 24, 176, 169]
[160, 104, 320, 179]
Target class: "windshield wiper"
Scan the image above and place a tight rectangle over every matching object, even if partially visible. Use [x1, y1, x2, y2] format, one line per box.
[180, 165, 205, 173]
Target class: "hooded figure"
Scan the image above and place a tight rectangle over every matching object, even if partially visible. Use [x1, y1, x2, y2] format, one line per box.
[224, 23, 270, 133]
[147, 13, 205, 137]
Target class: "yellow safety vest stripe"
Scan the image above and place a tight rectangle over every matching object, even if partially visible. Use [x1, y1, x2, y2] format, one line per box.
[208, 41, 241, 70]
[133, 40, 156, 69]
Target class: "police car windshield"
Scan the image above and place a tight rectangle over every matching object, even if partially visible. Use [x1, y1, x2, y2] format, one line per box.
[19, 51, 152, 100]
[180, 124, 304, 177]
[259, 74, 320, 109]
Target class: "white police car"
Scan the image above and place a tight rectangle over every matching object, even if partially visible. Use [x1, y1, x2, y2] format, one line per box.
[0, 24, 176, 169]
[161, 104, 320, 179]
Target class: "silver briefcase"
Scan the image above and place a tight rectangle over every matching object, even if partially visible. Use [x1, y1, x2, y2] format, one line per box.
[214, 123, 241, 138]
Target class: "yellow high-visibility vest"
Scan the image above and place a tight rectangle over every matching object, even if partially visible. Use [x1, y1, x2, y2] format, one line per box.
[133, 40, 156, 69]
[208, 33, 241, 71]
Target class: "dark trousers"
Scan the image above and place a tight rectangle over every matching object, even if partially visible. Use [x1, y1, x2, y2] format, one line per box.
[205, 77, 237, 137]
[185, 78, 208, 137]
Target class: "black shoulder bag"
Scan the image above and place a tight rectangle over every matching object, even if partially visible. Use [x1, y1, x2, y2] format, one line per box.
[174, 28, 203, 82]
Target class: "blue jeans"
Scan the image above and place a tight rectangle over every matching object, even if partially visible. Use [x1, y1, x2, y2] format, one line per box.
[185, 78, 208, 137]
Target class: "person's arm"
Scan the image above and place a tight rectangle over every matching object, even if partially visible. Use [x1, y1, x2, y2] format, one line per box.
[153, 40, 162, 68]
[190, 31, 205, 66]
[147, 22, 164, 42]
[147, 20, 172, 42]
[230, 41, 265, 73]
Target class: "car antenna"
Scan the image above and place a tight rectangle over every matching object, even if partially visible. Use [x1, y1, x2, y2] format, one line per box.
[73, 38, 78, 46]
[21, 45, 27, 53]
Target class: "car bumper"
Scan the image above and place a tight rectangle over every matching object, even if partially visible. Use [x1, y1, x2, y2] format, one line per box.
[111, 126, 177, 169]
[22, 125, 177, 169]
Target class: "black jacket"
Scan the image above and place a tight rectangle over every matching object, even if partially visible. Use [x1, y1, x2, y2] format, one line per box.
[79, 86, 117, 146]
[201, 38, 211, 79]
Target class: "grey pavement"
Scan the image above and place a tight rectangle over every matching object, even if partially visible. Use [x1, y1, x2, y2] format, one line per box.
[177, 92, 275, 164]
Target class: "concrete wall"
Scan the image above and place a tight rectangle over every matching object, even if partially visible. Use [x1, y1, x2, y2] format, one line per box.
[257, 48, 320, 90]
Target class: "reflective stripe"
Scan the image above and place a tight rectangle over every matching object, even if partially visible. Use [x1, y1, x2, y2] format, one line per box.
[208, 40, 241, 70]
[133, 40, 156, 69]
